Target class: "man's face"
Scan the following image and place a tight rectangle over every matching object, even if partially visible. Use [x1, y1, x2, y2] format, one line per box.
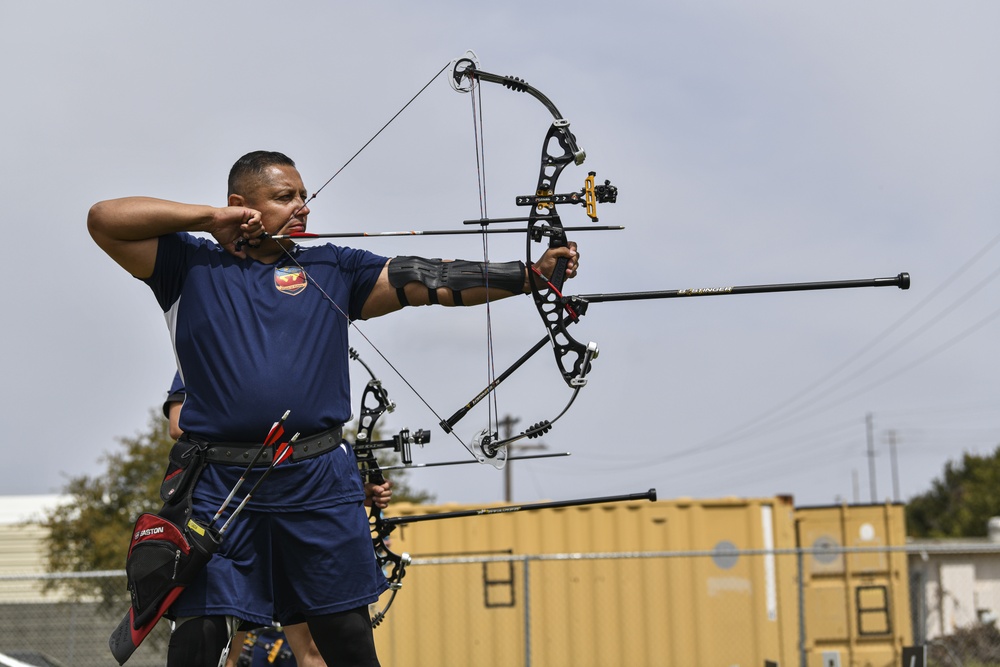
[241, 164, 310, 236]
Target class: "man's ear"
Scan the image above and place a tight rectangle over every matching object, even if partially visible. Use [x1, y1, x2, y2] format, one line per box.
[228, 193, 245, 207]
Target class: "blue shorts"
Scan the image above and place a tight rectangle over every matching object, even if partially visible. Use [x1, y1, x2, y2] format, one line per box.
[171, 451, 388, 626]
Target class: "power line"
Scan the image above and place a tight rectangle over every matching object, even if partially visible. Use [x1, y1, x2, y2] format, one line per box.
[673, 231, 1000, 450]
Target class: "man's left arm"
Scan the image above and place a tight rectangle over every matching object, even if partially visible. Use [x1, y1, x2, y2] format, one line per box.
[360, 243, 579, 319]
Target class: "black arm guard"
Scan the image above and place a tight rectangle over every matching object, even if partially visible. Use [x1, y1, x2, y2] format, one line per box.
[387, 256, 526, 307]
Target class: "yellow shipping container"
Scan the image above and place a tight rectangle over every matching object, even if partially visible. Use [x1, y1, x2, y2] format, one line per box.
[796, 502, 912, 667]
[372, 495, 799, 667]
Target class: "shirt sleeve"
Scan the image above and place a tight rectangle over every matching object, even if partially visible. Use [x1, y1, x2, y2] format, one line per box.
[342, 246, 389, 321]
[142, 232, 194, 313]
[162, 371, 185, 418]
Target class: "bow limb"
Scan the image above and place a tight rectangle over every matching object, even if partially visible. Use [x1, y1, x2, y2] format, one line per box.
[358, 450, 411, 628]
[349, 349, 412, 628]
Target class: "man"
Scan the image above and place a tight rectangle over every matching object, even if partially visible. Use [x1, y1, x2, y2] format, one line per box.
[88, 150, 578, 667]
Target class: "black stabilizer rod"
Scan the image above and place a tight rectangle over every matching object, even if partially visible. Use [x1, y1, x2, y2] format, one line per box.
[382, 488, 657, 527]
[573, 272, 910, 304]
[441, 273, 909, 434]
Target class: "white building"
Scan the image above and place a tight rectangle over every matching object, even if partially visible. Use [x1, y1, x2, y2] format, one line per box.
[907, 518, 1000, 642]
[0, 495, 71, 602]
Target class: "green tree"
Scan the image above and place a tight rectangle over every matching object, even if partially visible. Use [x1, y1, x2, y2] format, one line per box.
[41, 408, 173, 605]
[907, 445, 1000, 538]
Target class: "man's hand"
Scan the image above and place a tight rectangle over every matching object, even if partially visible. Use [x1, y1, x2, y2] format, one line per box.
[212, 206, 265, 259]
[365, 479, 393, 510]
[528, 241, 580, 291]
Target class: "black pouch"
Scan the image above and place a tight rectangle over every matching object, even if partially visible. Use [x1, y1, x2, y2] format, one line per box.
[159, 437, 207, 505]
[124, 436, 215, 630]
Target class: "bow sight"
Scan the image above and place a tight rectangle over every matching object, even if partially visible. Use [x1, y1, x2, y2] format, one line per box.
[515, 171, 618, 224]
[353, 428, 431, 467]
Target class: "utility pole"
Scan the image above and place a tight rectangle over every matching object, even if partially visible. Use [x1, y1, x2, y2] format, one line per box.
[887, 429, 901, 502]
[497, 414, 548, 502]
[852, 469, 860, 504]
[866, 413, 877, 503]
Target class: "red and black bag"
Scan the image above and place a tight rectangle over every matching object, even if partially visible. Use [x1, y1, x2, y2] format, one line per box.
[110, 438, 220, 665]
[110, 412, 291, 665]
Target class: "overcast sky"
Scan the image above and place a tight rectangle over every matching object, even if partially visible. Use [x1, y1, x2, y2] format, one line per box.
[2, 1, 998, 510]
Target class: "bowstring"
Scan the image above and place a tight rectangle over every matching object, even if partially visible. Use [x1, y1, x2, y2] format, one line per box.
[258, 60, 485, 463]
[298, 62, 451, 215]
[468, 73, 501, 442]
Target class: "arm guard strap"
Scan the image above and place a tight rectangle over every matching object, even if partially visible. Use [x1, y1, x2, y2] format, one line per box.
[387, 256, 526, 307]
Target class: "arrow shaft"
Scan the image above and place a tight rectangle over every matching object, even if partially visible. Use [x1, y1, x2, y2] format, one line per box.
[382, 488, 657, 526]
[272, 225, 623, 240]
[377, 452, 570, 472]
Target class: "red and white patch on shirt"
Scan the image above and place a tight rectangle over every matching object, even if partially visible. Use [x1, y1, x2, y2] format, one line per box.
[274, 266, 307, 296]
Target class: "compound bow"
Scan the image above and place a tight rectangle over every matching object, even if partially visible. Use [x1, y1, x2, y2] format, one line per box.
[439, 51, 618, 467]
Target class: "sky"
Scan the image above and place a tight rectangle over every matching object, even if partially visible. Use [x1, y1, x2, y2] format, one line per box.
[1, 1, 998, 510]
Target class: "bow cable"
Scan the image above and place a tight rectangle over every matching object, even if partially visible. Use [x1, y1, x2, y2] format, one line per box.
[275, 244, 484, 465]
[467, 64, 503, 463]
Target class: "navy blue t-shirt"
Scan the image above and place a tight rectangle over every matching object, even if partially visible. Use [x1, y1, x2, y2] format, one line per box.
[145, 233, 387, 441]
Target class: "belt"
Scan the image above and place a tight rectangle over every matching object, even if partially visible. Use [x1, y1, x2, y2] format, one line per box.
[200, 425, 344, 466]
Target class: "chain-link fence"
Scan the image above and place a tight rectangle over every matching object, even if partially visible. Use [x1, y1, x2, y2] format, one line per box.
[2, 544, 1000, 667]
[0, 570, 168, 666]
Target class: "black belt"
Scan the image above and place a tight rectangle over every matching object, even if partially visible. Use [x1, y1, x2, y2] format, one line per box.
[199, 425, 344, 466]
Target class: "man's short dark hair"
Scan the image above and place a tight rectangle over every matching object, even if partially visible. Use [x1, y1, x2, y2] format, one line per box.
[228, 151, 296, 197]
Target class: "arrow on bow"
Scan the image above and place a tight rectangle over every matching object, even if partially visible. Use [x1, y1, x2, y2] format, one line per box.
[269, 224, 623, 240]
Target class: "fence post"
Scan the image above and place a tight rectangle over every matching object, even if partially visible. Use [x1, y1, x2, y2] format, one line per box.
[909, 566, 926, 645]
[798, 546, 808, 667]
[523, 557, 532, 667]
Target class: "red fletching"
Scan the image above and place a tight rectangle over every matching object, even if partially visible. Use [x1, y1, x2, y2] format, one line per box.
[263, 410, 291, 447]
[274, 442, 294, 466]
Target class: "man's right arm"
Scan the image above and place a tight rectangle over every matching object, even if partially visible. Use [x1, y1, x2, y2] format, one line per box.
[167, 401, 184, 441]
[87, 197, 260, 278]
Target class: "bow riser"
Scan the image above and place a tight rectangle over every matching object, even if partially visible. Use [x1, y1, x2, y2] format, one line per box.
[526, 124, 599, 389]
